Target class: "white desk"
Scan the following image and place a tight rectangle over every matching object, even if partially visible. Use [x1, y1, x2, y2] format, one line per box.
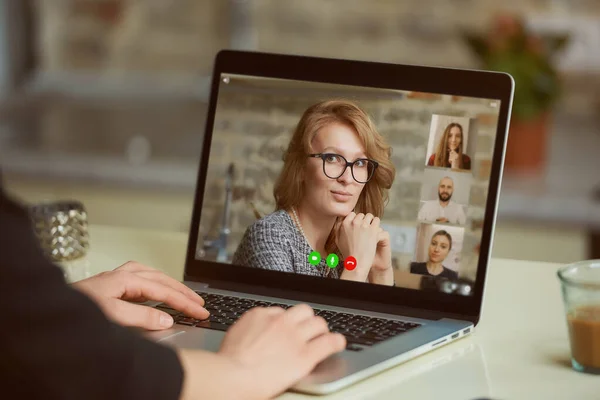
[67, 224, 599, 400]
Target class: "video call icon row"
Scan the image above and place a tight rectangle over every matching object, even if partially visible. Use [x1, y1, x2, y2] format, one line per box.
[308, 251, 357, 271]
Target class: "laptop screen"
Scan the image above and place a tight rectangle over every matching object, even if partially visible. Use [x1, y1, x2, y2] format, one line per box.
[195, 73, 502, 297]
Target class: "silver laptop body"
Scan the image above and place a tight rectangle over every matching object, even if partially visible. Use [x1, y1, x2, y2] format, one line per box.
[147, 50, 513, 395]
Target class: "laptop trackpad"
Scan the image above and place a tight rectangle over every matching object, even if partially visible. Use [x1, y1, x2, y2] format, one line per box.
[153, 328, 225, 352]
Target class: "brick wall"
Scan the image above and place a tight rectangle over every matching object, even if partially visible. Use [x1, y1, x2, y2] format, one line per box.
[33, 1, 600, 115]
[34, 0, 600, 74]
[198, 78, 499, 280]
[34, 0, 230, 74]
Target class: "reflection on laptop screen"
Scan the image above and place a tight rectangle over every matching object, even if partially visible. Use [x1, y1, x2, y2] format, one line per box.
[195, 74, 502, 297]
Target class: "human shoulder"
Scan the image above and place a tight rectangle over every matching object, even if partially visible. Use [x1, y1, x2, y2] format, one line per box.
[442, 267, 458, 280]
[448, 200, 462, 208]
[462, 154, 471, 169]
[410, 262, 427, 274]
[245, 209, 296, 239]
[448, 201, 465, 213]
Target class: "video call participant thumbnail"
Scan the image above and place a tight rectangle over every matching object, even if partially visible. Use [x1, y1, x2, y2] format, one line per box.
[418, 176, 467, 225]
[232, 100, 396, 286]
[410, 229, 459, 280]
[427, 122, 471, 170]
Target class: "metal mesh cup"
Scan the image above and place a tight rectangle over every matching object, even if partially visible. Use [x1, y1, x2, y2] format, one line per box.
[29, 200, 90, 262]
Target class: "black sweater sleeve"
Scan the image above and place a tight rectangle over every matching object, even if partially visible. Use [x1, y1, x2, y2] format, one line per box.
[0, 187, 184, 400]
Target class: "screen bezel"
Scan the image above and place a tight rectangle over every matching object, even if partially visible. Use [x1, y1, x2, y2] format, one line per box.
[184, 50, 513, 322]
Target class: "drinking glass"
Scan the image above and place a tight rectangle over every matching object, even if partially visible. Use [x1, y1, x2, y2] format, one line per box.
[557, 260, 600, 374]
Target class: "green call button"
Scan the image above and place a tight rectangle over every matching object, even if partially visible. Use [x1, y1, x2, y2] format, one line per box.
[308, 251, 321, 266]
[326, 254, 339, 268]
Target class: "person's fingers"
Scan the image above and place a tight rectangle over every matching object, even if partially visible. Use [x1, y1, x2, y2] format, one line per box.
[352, 213, 365, 226]
[264, 306, 287, 315]
[115, 260, 155, 273]
[297, 316, 330, 341]
[234, 306, 285, 338]
[342, 212, 357, 227]
[306, 333, 347, 365]
[378, 230, 390, 245]
[249, 305, 286, 318]
[107, 299, 175, 330]
[363, 213, 374, 226]
[239, 305, 284, 323]
[116, 264, 201, 305]
[122, 274, 209, 320]
[281, 304, 316, 325]
[371, 216, 381, 228]
[135, 271, 205, 306]
[383, 230, 390, 242]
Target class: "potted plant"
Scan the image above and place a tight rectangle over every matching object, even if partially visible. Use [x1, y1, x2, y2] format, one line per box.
[462, 13, 569, 174]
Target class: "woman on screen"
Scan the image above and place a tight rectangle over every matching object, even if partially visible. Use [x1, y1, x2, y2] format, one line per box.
[232, 100, 396, 286]
[427, 122, 471, 170]
[410, 230, 459, 280]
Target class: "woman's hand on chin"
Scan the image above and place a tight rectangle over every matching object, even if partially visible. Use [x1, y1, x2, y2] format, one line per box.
[371, 228, 392, 272]
[449, 150, 459, 169]
[368, 229, 394, 286]
[336, 212, 379, 282]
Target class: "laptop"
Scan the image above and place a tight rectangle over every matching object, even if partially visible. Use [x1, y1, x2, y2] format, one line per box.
[147, 50, 513, 395]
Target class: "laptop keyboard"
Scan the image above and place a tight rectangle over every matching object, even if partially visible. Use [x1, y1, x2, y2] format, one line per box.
[155, 292, 421, 351]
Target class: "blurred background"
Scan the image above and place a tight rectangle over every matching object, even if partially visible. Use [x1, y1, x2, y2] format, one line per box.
[1, 0, 599, 264]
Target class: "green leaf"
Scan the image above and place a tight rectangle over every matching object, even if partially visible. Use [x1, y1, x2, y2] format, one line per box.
[473, 45, 561, 119]
[460, 21, 566, 121]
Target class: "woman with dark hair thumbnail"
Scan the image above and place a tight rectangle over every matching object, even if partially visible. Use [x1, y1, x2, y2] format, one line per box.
[410, 230, 459, 280]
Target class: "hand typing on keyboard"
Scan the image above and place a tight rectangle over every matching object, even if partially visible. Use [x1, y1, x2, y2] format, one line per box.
[71, 262, 347, 399]
[217, 304, 346, 399]
[72, 261, 209, 330]
[176, 303, 346, 399]
[160, 292, 420, 352]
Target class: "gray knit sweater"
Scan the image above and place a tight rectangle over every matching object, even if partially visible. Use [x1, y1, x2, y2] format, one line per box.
[232, 210, 344, 279]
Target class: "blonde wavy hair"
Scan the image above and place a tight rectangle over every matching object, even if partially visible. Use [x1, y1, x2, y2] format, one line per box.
[433, 123, 464, 169]
[273, 99, 396, 253]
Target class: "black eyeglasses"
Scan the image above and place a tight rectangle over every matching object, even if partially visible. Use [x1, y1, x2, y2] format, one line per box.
[309, 153, 379, 184]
